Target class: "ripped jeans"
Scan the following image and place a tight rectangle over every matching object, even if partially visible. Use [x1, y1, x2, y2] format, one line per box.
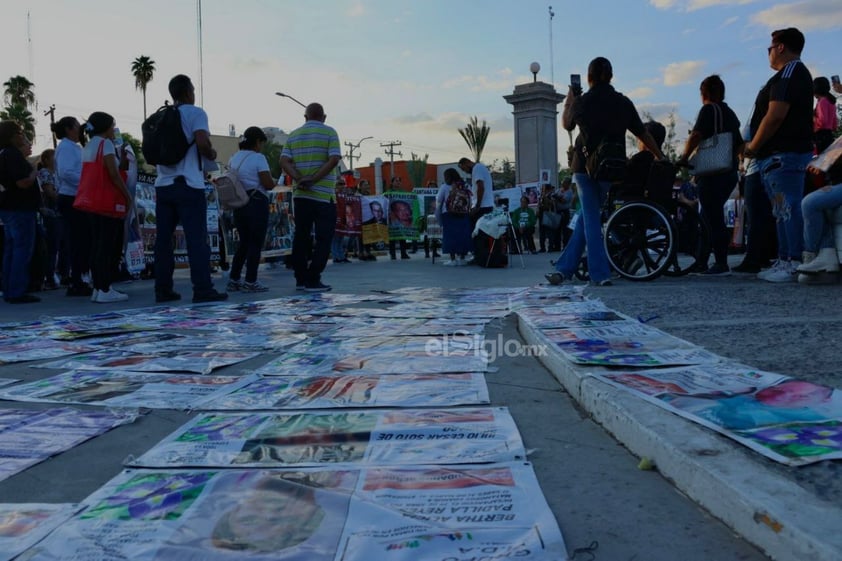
[758, 152, 812, 261]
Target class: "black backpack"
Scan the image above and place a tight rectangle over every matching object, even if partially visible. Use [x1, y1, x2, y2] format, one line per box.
[141, 105, 194, 166]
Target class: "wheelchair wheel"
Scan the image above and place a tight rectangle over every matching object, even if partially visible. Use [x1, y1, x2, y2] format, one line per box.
[604, 202, 675, 281]
[663, 205, 711, 277]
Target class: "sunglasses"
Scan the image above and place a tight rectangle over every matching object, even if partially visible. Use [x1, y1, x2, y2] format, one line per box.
[767, 44, 780, 54]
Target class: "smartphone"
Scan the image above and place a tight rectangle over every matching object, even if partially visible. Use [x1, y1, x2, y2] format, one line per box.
[832, 75, 840, 86]
[570, 74, 582, 95]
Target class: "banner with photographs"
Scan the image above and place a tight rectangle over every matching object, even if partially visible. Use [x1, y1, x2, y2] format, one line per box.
[21, 463, 565, 561]
[384, 191, 421, 241]
[0, 337, 99, 365]
[199, 373, 490, 410]
[543, 323, 721, 367]
[127, 407, 524, 468]
[0, 371, 257, 410]
[33, 349, 261, 375]
[599, 364, 842, 466]
[0, 408, 140, 483]
[0, 503, 79, 561]
[335, 192, 362, 236]
[220, 189, 295, 260]
[135, 172, 222, 264]
[255, 350, 488, 377]
[359, 194, 389, 246]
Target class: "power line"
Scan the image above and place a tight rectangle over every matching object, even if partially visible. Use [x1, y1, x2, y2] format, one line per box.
[381, 140, 402, 181]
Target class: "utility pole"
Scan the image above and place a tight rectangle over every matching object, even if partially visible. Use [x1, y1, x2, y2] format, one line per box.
[344, 136, 373, 171]
[381, 140, 402, 182]
[44, 104, 56, 148]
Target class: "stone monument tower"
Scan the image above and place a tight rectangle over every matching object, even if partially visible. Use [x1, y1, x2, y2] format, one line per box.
[503, 62, 565, 186]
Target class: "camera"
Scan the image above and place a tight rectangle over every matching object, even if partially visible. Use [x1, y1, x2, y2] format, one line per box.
[570, 74, 582, 96]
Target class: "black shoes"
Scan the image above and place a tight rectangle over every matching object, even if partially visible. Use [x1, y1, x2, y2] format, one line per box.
[401, 254, 411, 260]
[6, 294, 41, 304]
[155, 289, 182, 303]
[192, 289, 228, 303]
[304, 282, 332, 293]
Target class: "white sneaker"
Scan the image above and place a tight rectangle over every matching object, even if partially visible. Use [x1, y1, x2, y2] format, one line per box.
[764, 260, 798, 283]
[94, 289, 129, 303]
[756, 259, 784, 281]
[442, 260, 457, 267]
[797, 248, 840, 274]
[90, 289, 99, 302]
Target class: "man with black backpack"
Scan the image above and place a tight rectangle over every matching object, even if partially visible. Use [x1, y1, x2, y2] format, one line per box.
[143, 74, 227, 304]
[546, 57, 665, 287]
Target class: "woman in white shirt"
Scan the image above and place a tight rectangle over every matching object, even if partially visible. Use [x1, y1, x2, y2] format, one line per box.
[53, 116, 92, 296]
[225, 127, 275, 293]
[80, 112, 131, 303]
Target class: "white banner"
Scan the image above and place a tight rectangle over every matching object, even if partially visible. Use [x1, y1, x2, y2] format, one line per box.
[21, 464, 565, 561]
[127, 408, 524, 468]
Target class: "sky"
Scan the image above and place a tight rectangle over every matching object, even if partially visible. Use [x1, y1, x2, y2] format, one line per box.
[1, 0, 840, 171]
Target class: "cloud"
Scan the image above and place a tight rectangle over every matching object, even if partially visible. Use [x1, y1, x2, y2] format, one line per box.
[391, 112, 510, 135]
[650, 0, 757, 10]
[441, 69, 523, 92]
[347, 2, 365, 17]
[662, 60, 706, 86]
[627, 87, 656, 99]
[392, 113, 435, 125]
[751, 0, 842, 31]
[721, 16, 739, 27]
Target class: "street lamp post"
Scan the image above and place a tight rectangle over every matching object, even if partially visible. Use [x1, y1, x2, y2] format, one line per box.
[274, 91, 306, 109]
[344, 136, 373, 171]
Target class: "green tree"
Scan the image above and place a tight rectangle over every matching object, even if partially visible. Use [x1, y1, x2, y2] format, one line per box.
[131, 55, 156, 120]
[0, 104, 36, 140]
[490, 158, 516, 187]
[121, 132, 146, 169]
[261, 141, 284, 180]
[458, 116, 490, 163]
[3, 75, 35, 109]
[406, 152, 429, 188]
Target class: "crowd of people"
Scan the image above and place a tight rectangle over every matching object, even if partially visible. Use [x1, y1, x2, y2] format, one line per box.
[1, 28, 840, 303]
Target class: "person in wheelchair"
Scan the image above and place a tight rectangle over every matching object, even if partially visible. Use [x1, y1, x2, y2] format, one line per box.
[613, 121, 668, 202]
[546, 57, 666, 287]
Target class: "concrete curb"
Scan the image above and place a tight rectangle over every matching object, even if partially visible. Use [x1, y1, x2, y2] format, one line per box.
[518, 316, 842, 561]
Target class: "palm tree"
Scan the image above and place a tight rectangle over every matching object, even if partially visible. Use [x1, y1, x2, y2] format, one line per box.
[458, 116, 490, 163]
[0, 104, 36, 140]
[3, 75, 36, 109]
[131, 55, 156, 119]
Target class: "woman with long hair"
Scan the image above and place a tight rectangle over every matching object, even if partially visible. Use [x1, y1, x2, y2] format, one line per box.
[224, 126, 275, 293]
[678, 74, 743, 277]
[0, 121, 40, 303]
[80, 112, 131, 303]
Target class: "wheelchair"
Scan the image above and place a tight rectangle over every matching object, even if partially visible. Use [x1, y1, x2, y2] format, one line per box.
[577, 160, 710, 282]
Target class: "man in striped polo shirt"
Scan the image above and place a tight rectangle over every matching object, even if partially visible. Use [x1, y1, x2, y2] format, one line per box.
[280, 103, 342, 292]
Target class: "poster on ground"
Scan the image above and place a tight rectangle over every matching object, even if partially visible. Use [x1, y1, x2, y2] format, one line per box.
[0, 336, 98, 365]
[0, 503, 79, 561]
[0, 371, 257, 410]
[127, 407, 524, 468]
[599, 364, 842, 466]
[0, 408, 140, 483]
[199, 373, 490, 410]
[33, 349, 261, 375]
[255, 350, 487, 376]
[21, 463, 565, 561]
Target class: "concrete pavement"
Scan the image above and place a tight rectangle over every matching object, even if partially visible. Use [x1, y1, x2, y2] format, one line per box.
[2, 251, 835, 559]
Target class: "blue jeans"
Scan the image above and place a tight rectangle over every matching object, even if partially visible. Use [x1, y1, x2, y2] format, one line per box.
[291, 197, 336, 285]
[231, 191, 269, 283]
[0, 210, 37, 299]
[555, 173, 611, 282]
[698, 170, 738, 267]
[154, 182, 213, 294]
[802, 183, 842, 252]
[758, 152, 812, 260]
